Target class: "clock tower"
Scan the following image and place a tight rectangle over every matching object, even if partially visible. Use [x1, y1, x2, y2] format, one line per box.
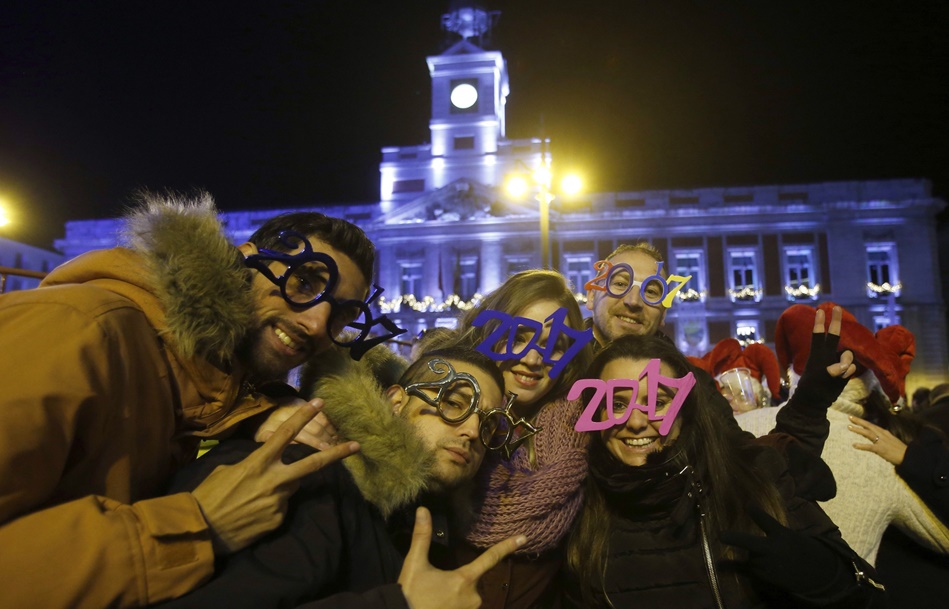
[380, 2, 544, 206]
[427, 2, 507, 160]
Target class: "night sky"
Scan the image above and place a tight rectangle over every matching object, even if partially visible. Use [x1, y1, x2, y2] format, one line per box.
[2, 0, 947, 249]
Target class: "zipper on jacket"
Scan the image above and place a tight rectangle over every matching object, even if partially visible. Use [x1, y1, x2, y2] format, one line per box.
[684, 465, 726, 609]
[699, 509, 726, 609]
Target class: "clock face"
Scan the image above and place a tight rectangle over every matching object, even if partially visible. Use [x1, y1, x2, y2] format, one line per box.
[450, 83, 478, 109]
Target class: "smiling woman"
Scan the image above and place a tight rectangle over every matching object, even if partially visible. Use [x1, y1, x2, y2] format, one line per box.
[426, 269, 595, 609]
[564, 335, 884, 609]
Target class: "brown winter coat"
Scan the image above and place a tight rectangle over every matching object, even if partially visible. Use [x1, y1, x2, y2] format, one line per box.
[0, 195, 277, 608]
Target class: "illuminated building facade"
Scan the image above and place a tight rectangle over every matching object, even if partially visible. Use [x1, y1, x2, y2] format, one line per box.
[54, 3, 947, 391]
[0, 238, 63, 292]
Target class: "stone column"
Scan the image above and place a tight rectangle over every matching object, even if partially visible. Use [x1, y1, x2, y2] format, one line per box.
[425, 242, 442, 300]
[480, 239, 503, 294]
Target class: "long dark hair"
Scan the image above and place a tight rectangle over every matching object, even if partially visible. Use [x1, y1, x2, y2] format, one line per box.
[566, 335, 787, 605]
[863, 386, 932, 444]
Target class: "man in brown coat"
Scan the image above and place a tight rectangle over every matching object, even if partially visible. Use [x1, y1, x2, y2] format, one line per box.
[0, 192, 380, 608]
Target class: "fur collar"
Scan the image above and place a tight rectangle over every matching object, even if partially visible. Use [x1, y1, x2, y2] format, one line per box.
[121, 192, 256, 365]
[301, 346, 436, 518]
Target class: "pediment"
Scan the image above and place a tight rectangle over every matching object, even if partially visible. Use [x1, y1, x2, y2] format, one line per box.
[441, 39, 486, 56]
[376, 178, 540, 225]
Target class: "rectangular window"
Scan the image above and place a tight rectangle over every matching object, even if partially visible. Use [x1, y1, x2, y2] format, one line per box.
[867, 250, 891, 285]
[458, 256, 479, 300]
[673, 251, 704, 300]
[392, 179, 426, 194]
[728, 250, 760, 302]
[564, 254, 595, 294]
[786, 251, 811, 288]
[676, 317, 709, 356]
[778, 192, 809, 202]
[866, 243, 900, 297]
[730, 251, 756, 290]
[505, 256, 532, 277]
[399, 261, 424, 296]
[453, 136, 475, 150]
[736, 321, 760, 346]
[784, 247, 819, 301]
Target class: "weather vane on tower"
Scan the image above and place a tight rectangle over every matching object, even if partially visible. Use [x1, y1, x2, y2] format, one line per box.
[441, 1, 500, 46]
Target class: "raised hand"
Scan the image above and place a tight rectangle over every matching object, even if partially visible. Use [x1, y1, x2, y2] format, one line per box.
[254, 397, 340, 451]
[790, 306, 856, 414]
[848, 414, 907, 466]
[398, 507, 526, 609]
[192, 401, 359, 555]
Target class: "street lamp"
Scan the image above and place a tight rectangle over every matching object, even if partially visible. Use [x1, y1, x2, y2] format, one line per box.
[504, 151, 582, 269]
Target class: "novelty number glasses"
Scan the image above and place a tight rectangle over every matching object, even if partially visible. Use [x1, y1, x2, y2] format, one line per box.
[405, 358, 539, 458]
[584, 259, 693, 308]
[471, 308, 594, 379]
[571, 359, 695, 435]
[244, 230, 406, 360]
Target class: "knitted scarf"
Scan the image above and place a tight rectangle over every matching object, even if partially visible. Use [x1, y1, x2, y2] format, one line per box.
[465, 397, 590, 554]
[588, 439, 696, 529]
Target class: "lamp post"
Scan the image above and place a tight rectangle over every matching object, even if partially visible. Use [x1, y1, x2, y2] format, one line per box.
[504, 147, 581, 270]
[534, 161, 553, 269]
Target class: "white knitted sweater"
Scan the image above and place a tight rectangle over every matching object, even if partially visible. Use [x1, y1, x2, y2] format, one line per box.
[736, 394, 949, 565]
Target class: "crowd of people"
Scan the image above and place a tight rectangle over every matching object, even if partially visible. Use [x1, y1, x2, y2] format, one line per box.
[1, 191, 946, 608]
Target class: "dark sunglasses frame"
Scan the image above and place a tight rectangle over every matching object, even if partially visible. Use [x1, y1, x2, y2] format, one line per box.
[243, 230, 406, 360]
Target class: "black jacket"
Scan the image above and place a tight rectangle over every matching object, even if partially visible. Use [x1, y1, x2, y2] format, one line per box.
[565, 445, 881, 609]
[875, 426, 949, 608]
[157, 347, 443, 609]
[159, 441, 408, 609]
[589, 325, 836, 500]
[895, 426, 949, 523]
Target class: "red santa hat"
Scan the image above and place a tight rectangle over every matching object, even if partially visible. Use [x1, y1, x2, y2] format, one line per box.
[690, 338, 781, 397]
[742, 343, 783, 398]
[774, 302, 915, 404]
[875, 325, 916, 401]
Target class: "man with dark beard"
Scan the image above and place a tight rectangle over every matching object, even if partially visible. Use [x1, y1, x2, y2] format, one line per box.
[0, 191, 400, 608]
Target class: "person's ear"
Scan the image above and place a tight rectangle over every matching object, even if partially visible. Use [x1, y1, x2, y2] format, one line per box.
[659, 307, 667, 327]
[585, 290, 597, 312]
[386, 385, 407, 415]
[237, 242, 258, 258]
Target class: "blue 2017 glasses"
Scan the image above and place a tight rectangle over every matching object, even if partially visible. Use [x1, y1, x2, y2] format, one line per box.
[243, 230, 406, 360]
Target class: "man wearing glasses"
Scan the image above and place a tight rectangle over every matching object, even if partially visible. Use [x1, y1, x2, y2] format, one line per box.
[585, 242, 855, 474]
[161, 347, 527, 609]
[0, 191, 403, 608]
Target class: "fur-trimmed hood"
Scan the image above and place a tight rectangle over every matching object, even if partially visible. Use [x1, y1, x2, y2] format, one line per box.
[300, 345, 437, 518]
[44, 191, 255, 365]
